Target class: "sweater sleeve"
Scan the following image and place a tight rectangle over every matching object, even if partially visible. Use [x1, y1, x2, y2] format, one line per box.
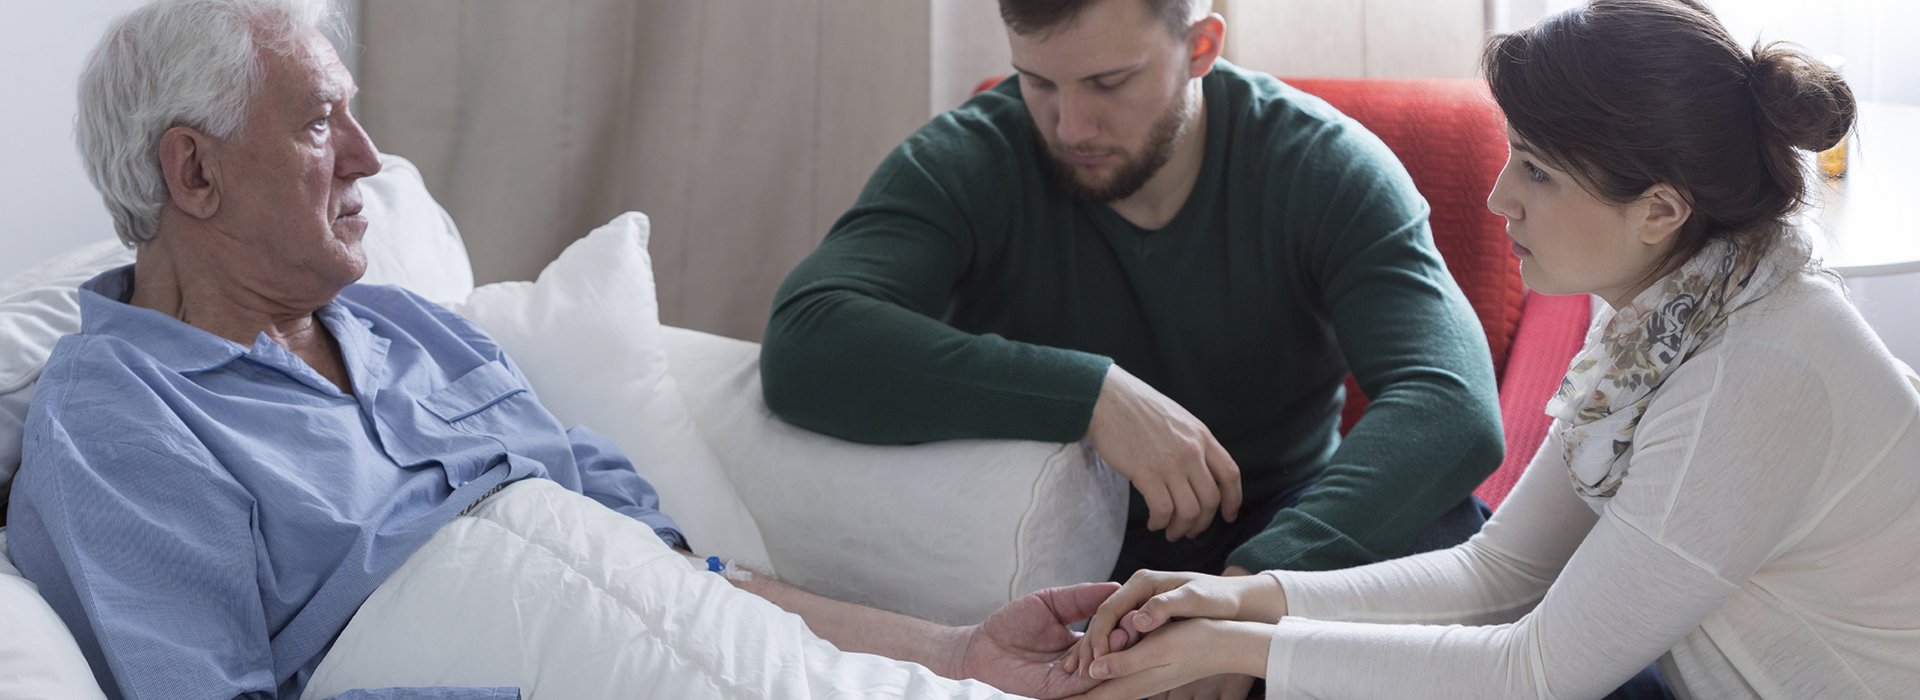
[1228, 128, 1503, 572]
[1265, 428, 1593, 627]
[1261, 338, 1836, 699]
[761, 127, 1110, 446]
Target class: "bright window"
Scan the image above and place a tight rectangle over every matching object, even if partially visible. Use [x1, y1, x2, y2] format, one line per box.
[1545, 0, 1920, 105]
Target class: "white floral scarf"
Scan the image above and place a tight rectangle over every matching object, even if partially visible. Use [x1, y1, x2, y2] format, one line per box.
[1547, 238, 1793, 500]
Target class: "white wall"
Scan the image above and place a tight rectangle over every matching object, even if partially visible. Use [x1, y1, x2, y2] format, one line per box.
[1, 0, 362, 280]
[1, 0, 151, 279]
[1220, 0, 1487, 79]
[1537, 0, 1920, 106]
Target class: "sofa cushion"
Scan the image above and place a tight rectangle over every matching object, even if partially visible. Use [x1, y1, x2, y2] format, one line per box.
[1479, 292, 1591, 509]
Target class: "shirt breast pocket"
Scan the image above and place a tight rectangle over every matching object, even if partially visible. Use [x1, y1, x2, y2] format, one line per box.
[422, 359, 522, 416]
[418, 360, 545, 440]
[408, 359, 569, 489]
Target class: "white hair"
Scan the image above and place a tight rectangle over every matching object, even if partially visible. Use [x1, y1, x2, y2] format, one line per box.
[75, 0, 343, 247]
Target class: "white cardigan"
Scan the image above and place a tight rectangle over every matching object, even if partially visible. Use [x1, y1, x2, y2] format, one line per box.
[1263, 268, 1920, 699]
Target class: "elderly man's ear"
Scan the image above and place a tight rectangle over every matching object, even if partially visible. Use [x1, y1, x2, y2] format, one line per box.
[158, 125, 221, 220]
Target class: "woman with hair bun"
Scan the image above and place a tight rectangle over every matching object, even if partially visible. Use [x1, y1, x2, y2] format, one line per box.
[1062, 1, 1920, 698]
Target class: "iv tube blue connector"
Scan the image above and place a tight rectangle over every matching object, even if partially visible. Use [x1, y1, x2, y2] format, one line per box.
[705, 555, 753, 583]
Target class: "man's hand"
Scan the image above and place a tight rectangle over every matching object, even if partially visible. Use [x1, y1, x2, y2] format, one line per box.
[1063, 619, 1273, 700]
[1086, 364, 1243, 541]
[951, 581, 1121, 699]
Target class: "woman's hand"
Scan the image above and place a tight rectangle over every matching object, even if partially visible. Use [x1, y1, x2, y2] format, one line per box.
[1062, 618, 1273, 700]
[1079, 569, 1288, 662]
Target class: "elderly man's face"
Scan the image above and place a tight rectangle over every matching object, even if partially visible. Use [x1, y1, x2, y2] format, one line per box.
[212, 29, 380, 298]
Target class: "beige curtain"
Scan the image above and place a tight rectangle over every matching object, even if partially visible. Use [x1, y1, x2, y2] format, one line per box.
[356, 1, 1500, 340]
[359, 2, 954, 341]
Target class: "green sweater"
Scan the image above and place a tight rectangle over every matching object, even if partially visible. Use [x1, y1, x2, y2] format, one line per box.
[763, 61, 1501, 572]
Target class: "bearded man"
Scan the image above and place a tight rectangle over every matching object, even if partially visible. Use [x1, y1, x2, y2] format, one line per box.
[763, 4, 1503, 696]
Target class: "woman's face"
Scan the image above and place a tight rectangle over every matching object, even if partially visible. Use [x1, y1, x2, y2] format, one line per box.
[1486, 127, 1672, 308]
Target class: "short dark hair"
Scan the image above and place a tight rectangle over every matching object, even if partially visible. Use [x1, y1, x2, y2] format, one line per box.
[999, 0, 1200, 38]
[1484, 0, 1854, 275]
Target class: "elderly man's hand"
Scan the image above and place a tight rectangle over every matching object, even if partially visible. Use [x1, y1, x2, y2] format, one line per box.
[1086, 364, 1243, 542]
[952, 581, 1121, 699]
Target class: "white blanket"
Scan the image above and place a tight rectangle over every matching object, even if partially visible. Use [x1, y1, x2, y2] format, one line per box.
[306, 479, 1023, 699]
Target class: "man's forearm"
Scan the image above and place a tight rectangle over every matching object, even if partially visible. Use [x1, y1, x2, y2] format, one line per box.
[733, 571, 967, 677]
[763, 287, 1111, 446]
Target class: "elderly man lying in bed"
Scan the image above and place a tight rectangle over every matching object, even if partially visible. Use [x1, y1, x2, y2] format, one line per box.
[5, 1, 1118, 698]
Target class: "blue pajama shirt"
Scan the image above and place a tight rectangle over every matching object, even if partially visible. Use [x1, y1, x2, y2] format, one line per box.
[8, 266, 685, 699]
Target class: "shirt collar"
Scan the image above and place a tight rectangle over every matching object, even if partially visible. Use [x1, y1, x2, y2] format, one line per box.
[78, 265, 373, 378]
[80, 266, 246, 373]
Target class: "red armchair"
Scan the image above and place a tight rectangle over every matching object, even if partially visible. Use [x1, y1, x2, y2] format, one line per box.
[1287, 78, 1589, 509]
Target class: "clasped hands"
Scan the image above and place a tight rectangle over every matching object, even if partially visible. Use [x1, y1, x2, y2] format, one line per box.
[984, 365, 1277, 698]
[1057, 364, 1283, 699]
[1053, 569, 1288, 700]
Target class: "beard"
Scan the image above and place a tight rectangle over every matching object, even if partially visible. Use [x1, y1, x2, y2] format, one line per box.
[1033, 87, 1197, 204]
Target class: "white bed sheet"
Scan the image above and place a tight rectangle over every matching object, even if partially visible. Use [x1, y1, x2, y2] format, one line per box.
[307, 479, 1027, 700]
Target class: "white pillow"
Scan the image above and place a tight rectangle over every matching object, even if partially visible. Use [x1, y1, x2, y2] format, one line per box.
[0, 529, 109, 699]
[356, 154, 474, 307]
[0, 240, 132, 493]
[450, 213, 775, 573]
[0, 153, 471, 497]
